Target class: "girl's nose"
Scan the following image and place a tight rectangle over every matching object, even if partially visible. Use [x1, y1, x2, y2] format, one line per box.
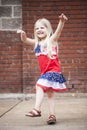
[37, 29, 42, 33]
[38, 28, 41, 31]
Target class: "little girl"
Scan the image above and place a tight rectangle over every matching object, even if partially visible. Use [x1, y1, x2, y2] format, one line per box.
[20, 13, 68, 125]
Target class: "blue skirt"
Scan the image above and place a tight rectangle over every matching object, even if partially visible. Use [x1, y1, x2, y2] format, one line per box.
[36, 72, 67, 92]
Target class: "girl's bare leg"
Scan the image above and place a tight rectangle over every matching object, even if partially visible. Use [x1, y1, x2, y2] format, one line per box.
[46, 89, 56, 124]
[47, 89, 55, 115]
[34, 86, 44, 111]
[26, 86, 44, 117]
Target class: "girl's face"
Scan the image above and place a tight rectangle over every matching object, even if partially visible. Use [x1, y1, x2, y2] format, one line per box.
[35, 22, 48, 41]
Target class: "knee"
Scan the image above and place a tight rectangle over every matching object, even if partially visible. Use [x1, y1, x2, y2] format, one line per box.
[47, 90, 54, 98]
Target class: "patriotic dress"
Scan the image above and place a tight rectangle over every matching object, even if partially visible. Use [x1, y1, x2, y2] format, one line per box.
[34, 44, 67, 92]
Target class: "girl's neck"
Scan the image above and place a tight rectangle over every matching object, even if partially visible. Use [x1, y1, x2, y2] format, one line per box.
[39, 38, 47, 45]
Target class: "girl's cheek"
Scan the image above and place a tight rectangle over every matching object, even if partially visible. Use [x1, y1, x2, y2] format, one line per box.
[35, 31, 38, 35]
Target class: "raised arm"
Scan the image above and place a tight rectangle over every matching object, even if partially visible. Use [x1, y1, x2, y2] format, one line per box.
[51, 13, 68, 42]
[20, 31, 35, 45]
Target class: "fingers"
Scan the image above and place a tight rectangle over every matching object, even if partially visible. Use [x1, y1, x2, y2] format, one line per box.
[62, 14, 68, 21]
[59, 13, 68, 21]
[17, 29, 25, 34]
[17, 29, 26, 37]
[17, 29, 23, 33]
[17, 29, 27, 42]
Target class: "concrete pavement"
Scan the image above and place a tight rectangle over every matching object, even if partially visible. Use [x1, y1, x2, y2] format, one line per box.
[0, 93, 87, 130]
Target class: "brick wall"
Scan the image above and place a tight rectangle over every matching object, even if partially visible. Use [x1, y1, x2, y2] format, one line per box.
[0, 31, 23, 93]
[0, 0, 23, 93]
[22, 0, 87, 93]
[0, 0, 87, 93]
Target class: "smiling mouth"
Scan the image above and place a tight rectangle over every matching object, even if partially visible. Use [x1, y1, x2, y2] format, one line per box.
[38, 31, 44, 34]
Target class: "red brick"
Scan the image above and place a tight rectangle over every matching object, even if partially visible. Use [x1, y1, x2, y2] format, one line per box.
[22, 0, 87, 93]
[0, 0, 87, 93]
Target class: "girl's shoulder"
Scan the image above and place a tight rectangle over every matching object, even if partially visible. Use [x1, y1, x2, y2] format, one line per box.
[49, 37, 58, 46]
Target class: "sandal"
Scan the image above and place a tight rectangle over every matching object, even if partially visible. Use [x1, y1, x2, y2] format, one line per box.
[25, 108, 41, 117]
[47, 115, 56, 125]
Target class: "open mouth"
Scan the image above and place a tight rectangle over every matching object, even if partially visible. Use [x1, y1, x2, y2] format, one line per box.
[38, 31, 44, 35]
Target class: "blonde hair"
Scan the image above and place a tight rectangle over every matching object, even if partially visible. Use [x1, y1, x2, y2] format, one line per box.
[34, 18, 57, 58]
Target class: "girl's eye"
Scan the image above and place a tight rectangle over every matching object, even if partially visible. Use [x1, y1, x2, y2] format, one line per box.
[41, 27, 44, 29]
[35, 26, 45, 31]
[35, 28, 39, 30]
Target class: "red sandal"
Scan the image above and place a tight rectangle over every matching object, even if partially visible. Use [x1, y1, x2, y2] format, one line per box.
[47, 115, 56, 125]
[25, 108, 41, 117]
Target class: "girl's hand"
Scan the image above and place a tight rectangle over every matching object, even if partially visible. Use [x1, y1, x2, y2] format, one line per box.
[17, 29, 35, 45]
[59, 13, 68, 22]
[20, 31, 27, 42]
[17, 29, 23, 34]
[17, 29, 27, 42]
